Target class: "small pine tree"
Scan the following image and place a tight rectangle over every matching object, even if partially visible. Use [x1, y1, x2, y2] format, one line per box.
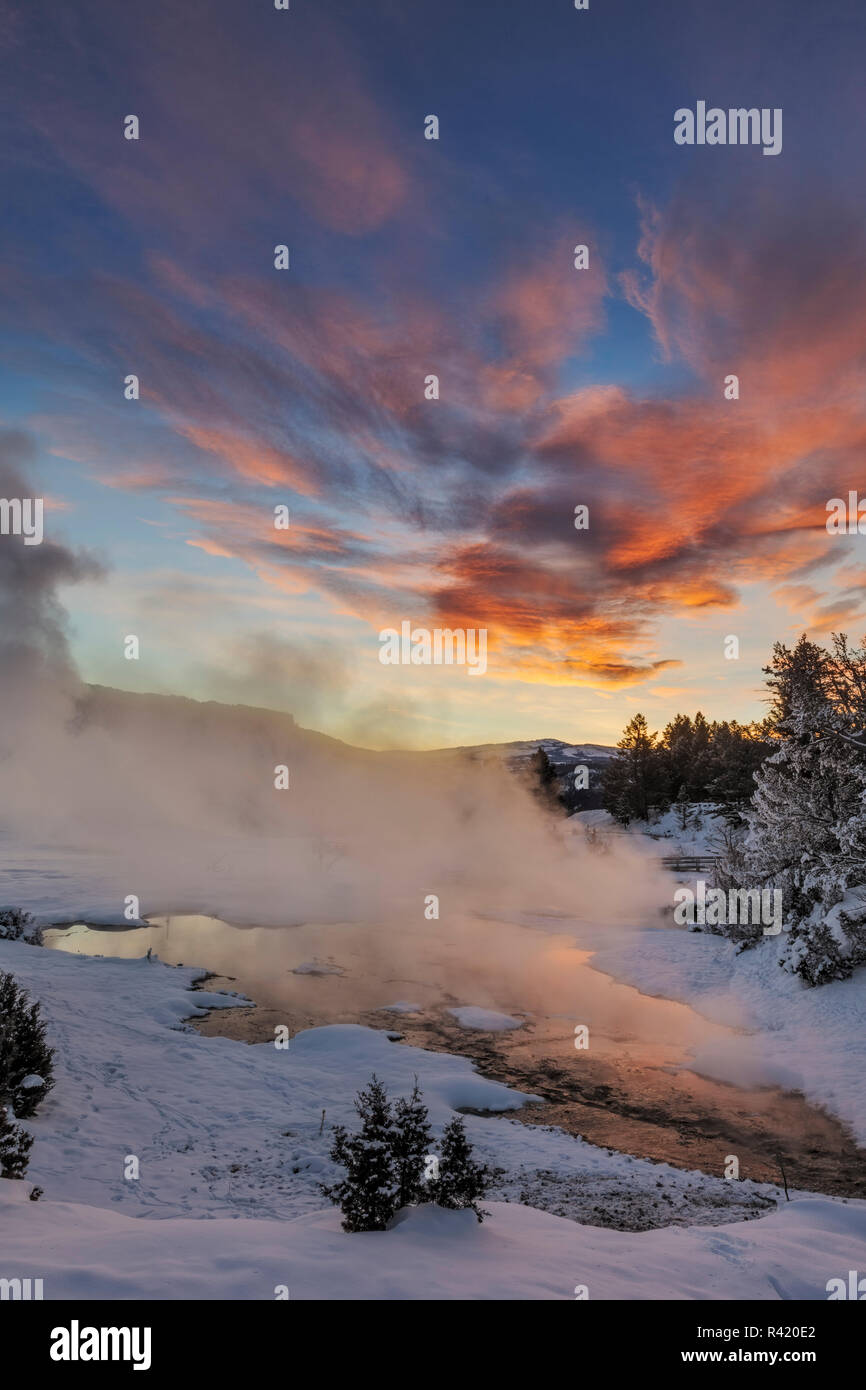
[0, 971, 56, 1118]
[321, 1075, 399, 1232]
[429, 1116, 491, 1222]
[391, 1076, 432, 1210]
[0, 1104, 32, 1179]
[675, 784, 690, 831]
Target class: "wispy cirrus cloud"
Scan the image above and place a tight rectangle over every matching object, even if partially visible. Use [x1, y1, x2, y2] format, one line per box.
[3, 0, 866, 729]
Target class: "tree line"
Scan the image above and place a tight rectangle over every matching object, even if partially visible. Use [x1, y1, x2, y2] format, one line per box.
[590, 633, 866, 985]
[599, 712, 772, 825]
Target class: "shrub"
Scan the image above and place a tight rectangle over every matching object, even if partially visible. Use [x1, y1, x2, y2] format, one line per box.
[428, 1116, 491, 1222]
[0, 1104, 33, 1179]
[321, 1075, 399, 1232]
[322, 1075, 490, 1230]
[0, 908, 42, 946]
[0, 972, 56, 1118]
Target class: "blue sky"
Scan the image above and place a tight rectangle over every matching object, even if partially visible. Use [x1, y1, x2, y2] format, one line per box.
[1, 0, 865, 747]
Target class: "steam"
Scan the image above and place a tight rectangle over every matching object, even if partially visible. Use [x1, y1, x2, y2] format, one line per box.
[0, 450, 667, 936]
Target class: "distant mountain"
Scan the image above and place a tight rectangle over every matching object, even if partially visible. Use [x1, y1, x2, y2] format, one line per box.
[421, 737, 616, 811]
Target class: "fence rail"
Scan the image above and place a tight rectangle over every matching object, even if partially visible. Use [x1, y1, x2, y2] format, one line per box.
[660, 854, 721, 873]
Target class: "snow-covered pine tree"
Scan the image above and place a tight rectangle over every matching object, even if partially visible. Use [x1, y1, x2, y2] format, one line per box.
[391, 1076, 433, 1210]
[429, 1116, 491, 1222]
[0, 908, 42, 945]
[734, 634, 866, 981]
[0, 1103, 32, 1179]
[0, 971, 56, 1118]
[321, 1074, 399, 1232]
[776, 692, 866, 985]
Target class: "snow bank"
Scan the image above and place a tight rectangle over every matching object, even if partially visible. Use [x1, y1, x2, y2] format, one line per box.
[564, 813, 866, 1145]
[1, 1181, 863, 1301]
[595, 924, 866, 1144]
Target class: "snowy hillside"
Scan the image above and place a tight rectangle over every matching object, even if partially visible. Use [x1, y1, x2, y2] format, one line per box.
[571, 804, 730, 859]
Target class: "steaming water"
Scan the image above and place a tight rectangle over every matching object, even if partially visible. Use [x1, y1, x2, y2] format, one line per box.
[45, 908, 866, 1198]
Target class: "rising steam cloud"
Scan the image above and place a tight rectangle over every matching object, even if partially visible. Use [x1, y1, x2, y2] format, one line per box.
[0, 446, 666, 935]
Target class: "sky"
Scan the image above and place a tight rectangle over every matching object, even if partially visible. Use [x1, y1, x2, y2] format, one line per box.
[2, 0, 866, 749]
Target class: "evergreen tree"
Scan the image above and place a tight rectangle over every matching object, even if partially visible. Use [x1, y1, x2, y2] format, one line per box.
[0, 1104, 32, 1179]
[601, 714, 665, 823]
[704, 720, 772, 819]
[429, 1116, 491, 1222]
[391, 1077, 433, 1210]
[529, 747, 564, 814]
[661, 714, 695, 801]
[731, 634, 866, 981]
[0, 908, 41, 945]
[0, 972, 56, 1118]
[321, 1075, 399, 1232]
[764, 634, 828, 731]
[685, 712, 713, 799]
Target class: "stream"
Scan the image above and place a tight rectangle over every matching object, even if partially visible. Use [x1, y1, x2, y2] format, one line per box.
[45, 909, 866, 1201]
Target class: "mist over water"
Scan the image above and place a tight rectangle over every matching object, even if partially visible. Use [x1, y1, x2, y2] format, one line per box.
[2, 678, 667, 930]
[0, 450, 667, 936]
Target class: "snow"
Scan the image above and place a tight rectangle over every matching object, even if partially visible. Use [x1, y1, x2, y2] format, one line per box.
[571, 804, 728, 858]
[378, 1001, 423, 1014]
[443, 738, 616, 764]
[0, 939, 536, 1221]
[0, 924, 763, 1244]
[1, 1175, 863, 1301]
[568, 813, 866, 1144]
[447, 1006, 524, 1031]
[2, 817, 865, 1299]
[825, 886, 866, 949]
[1, 927, 864, 1299]
[590, 923, 866, 1144]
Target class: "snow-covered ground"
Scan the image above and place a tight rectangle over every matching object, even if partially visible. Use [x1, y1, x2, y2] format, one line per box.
[2, 935, 865, 1299]
[572, 803, 726, 858]
[3, 1176, 864, 1301]
[571, 809, 866, 1145]
[2, 808, 865, 1300]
